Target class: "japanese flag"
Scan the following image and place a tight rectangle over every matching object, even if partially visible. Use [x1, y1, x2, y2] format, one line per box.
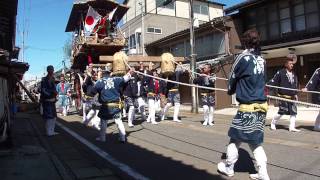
[85, 6, 101, 34]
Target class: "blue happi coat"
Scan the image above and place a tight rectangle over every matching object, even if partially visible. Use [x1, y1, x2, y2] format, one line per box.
[228, 49, 267, 145]
[56, 82, 70, 107]
[306, 68, 320, 104]
[40, 76, 57, 119]
[90, 74, 130, 119]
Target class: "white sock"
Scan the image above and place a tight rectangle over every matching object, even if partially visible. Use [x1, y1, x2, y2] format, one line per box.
[82, 103, 87, 122]
[289, 115, 297, 130]
[162, 103, 172, 120]
[272, 114, 282, 126]
[84, 109, 96, 125]
[115, 116, 126, 140]
[203, 105, 209, 125]
[208, 106, 214, 125]
[147, 99, 155, 122]
[128, 106, 135, 126]
[63, 106, 67, 116]
[250, 145, 270, 180]
[45, 119, 51, 135]
[226, 142, 240, 169]
[173, 103, 180, 121]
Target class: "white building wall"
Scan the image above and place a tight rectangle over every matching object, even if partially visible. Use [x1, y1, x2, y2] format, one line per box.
[146, 0, 156, 14]
[176, 1, 189, 18]
[209, 4, 223, 20]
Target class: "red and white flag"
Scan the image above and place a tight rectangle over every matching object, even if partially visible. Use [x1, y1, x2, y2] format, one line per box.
[85, 6, 101, 34]
[108, 7, 118, 21]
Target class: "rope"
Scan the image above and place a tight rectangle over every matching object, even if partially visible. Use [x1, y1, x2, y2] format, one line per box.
[171, 58, 228, 81]
[266, 84, 320, 95]
[124, 60, 320, 108]
[267, 95, 320, 108]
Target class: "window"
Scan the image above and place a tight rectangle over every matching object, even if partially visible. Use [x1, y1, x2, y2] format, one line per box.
[146, 27, 162, 34]
[193, 4, 209, 15]
[305, 0, 319, 29]
[293, 0, 306, 31]
[279, 1, 292, 34]
[129, 34, 136, 49]
[156, 0, 174, 9]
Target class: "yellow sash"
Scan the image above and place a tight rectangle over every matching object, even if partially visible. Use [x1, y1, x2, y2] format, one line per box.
[239, 102, 268, 113]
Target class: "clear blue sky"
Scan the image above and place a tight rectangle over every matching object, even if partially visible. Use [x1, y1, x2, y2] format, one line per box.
[16, 0, 242, 80]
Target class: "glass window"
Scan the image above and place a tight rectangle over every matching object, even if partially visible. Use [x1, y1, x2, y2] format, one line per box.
[147, 27, 154, 33]
[156, 0, 174, 9]
[280, 8, 290, 19]
[200, 5, 209, 15]
[193, 4, 200, 14]
[306, 13, 319, 28]
[281, 19, 292, 33]
[305, 0, 318, 13]
[269, 22, 279, 38]
[268, 10, 278, 22]
[154, 28, 162, 34]
[129, 34, 136, 49]
[295, 16, 306, 31]
[172, 42, 185, 57]
[293, 4, 304, 16]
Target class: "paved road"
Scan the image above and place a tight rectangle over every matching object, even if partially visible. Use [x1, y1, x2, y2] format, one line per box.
[50, 111, 320, 180]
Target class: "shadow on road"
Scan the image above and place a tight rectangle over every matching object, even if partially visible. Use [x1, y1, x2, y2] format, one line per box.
[54, 116, 227, 180]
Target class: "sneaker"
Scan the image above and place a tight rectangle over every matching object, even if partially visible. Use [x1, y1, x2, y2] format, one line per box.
[289, 128, 301, 132]
[217, 162, 235, 177]
[270, 124, 276, 130]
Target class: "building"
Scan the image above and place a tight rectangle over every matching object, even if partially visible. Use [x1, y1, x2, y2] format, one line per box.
[121, 0, 224, 55]
[0, 0, 29, 143]
[145, 16, 241, 108]
[226, 0, 320, 102]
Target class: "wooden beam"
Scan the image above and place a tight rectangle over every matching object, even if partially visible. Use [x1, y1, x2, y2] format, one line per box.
[99, 55, 185, 62]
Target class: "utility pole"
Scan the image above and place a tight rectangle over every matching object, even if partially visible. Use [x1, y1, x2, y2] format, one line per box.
[189, 0, 198, 113]
[139, 1, 145, 56]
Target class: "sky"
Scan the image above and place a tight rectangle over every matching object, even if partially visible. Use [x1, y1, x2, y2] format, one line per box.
[16, 0, 243, 80]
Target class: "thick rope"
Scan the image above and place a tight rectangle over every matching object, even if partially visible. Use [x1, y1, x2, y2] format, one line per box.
[124, 60, 320, 108]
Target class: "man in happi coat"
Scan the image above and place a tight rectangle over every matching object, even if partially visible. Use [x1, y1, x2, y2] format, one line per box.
[56, 75, 71, 116]
[302, 68, 320, 131]
[217, 29, 270, 180]
[89, 64, 133, 143]
[269, 56, 300, 132]
[160, 65, 186, 123]
[193, 63, 215, 126]
[40, 65, 59, 136]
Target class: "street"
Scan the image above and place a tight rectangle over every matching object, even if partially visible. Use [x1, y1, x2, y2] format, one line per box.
[3, 109, 319, 180]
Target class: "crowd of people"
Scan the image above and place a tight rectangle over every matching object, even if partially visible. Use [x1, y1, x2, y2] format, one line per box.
[37, 29, 320, 180]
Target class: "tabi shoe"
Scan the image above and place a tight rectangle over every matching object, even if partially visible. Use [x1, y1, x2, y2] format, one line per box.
[208, 122, 215, 126]
[289, 128, 301, 132]
[151, 121, 158, 125]
[173, 119, 182, 123]
[249, 173, 270, 180]
[202, 120, 208, 126]
[128, 123, 134, 128]
[270, 124, 276, 130]
[217, 162, 235, 177]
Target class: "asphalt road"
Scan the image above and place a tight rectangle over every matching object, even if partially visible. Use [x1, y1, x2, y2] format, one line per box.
[53, 111, 320, 180]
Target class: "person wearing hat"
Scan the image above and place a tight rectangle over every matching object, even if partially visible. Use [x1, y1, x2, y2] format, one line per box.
[40, 65, 59, 136]
[302, 68, 320, 131]
[89, 63, 134, 142]
[268, 54, 300, 132]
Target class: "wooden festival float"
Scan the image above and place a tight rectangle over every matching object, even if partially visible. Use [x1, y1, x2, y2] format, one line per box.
[65, 0, 185, 112]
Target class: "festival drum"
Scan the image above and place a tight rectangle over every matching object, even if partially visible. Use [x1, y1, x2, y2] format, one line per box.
[161, 53, 175, 77]
[113, 52, 128, 76]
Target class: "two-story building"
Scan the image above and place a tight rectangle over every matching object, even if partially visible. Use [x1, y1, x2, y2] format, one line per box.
[121, 0, 224, 55]
[226, 0, 320, 102]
